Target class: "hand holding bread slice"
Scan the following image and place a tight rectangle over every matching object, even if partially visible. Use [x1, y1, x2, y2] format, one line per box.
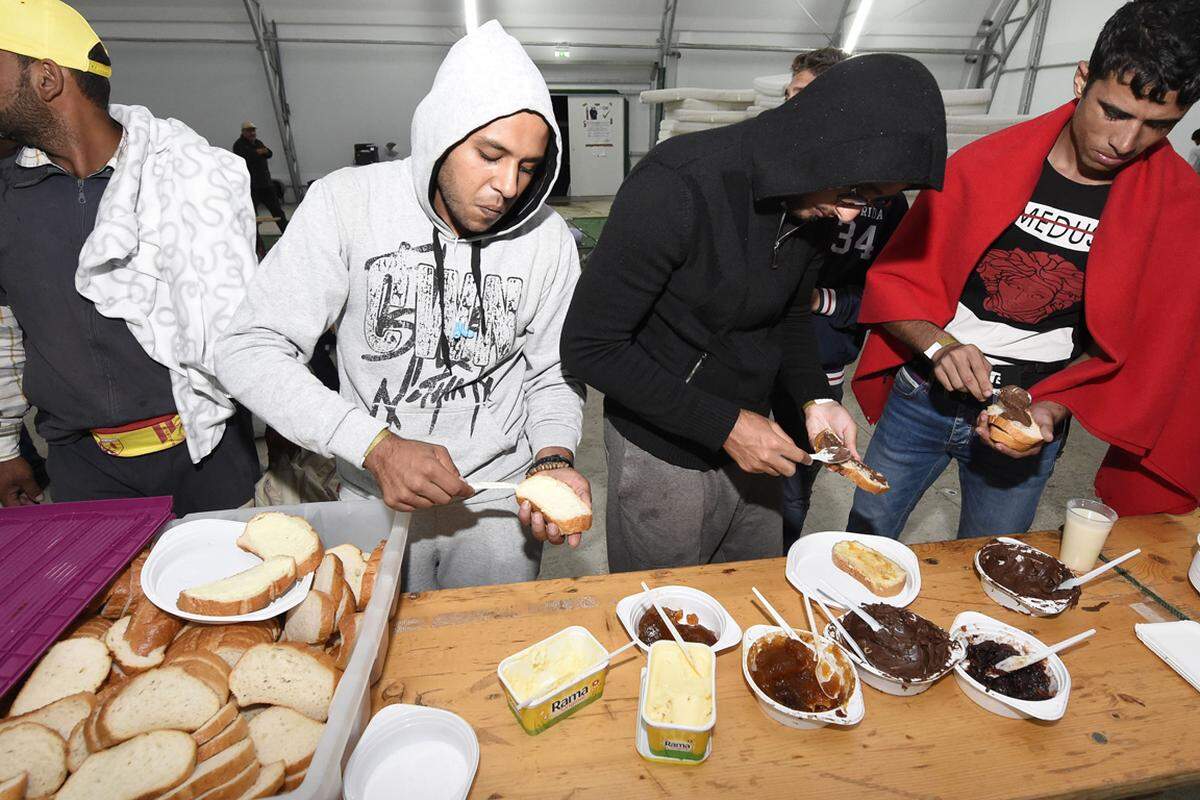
[982, 385, 1047, 453]
[515, 473, 592, 535]
[812, 430, 889, 494]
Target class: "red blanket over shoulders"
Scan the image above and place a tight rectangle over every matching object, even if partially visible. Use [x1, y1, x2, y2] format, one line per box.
[852, 101, 1200, 516]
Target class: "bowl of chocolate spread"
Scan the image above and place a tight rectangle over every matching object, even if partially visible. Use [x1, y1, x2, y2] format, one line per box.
[975, 537, 1081, 617]
[828, 604, 965, 695]
[740, 625, 864, 729]
[950, 611, 1071, 722]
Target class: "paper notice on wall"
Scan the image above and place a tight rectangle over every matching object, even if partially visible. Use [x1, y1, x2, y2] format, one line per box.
[582, 101, 615, 147]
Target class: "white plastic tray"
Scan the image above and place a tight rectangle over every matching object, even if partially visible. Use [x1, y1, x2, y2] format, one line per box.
[343, 703, 478, 800]
[950, 611, 1070, 721]
[142, 518, 314, 623]
[163, 499, 407, 800]
[786, 531, 921, 609]
[615, 585, 741, 653]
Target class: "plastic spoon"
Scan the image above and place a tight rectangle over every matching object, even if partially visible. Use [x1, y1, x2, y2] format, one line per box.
[641, 581, 701, 675]
[1056, 548, 1141, 591]
[817, 579, 883, 633]
[802, 590, 841, 694]
[514, 639, 641, 711]
[813, 594, 868, 663]
[751, 587, 836, 699]
[988, 628, 1095, 676]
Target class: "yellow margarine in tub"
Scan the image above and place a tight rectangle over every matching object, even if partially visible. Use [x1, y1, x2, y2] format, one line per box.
[498, 626, 610, 735]
[641, 641, 716, 761]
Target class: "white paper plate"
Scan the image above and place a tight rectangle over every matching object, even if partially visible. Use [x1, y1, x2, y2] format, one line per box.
[142, 518, 314, 623]
[786, 531, 920, 609]
[615, 585, 741, 653]
[344, 704, 479, 800]
[1135, 620, 1200, 694]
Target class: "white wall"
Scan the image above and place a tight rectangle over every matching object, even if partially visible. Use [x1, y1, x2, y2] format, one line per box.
[990, 0, 1200, 159]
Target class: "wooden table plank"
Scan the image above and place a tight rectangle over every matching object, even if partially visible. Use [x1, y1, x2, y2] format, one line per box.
[374, 517, 1200, 800]
[1088, 512, 1199, 621]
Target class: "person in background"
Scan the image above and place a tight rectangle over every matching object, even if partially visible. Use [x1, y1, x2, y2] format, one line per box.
[233, 121, 288, 232]
[217, 21, 587, 592]
[850, 1, 1200, 538]
[1188, 127, 1200, 173]
[0, 0, 260, 514]
[561, 55, 946, 574]
[775, 46, 911, 551]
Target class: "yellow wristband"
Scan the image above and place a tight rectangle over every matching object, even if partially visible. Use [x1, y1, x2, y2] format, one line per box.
[363, 429, 391, 462]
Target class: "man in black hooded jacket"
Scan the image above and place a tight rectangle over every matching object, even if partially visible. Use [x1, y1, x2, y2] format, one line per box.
[561, 54, 947, 573]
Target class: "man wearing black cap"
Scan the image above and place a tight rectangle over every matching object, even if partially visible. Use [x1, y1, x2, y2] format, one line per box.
[233, 121, 288, 232]
[561, 54, 947, 573]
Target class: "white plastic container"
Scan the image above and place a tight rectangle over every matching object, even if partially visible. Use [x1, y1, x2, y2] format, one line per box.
[974, 537, 1074, 617]
[343, 703, 478, 800]
[822, 615, 965, 696]
[165, 499, 407, 800]
[950, 611, 1071, 721]
[615, 585, 741, 653]
[741, 625, 864, 729]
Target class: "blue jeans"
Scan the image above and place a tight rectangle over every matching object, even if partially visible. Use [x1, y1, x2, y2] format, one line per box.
[847, 366, 1063, 540]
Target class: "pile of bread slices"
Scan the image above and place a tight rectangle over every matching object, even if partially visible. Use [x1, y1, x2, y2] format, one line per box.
[0, 513, 388, 800]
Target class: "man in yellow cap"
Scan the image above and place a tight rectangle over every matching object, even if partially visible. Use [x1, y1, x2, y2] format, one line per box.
[0, 0, 261, 513]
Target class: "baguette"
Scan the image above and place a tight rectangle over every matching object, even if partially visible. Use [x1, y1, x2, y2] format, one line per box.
[325, 545, 367, 607]
[58, 730, 196, 800]
[237, 513, 323, 578]
[196, 715, 249, 764]
[515, 474, 592, 534]
[245, 706, 324, 776]
[177, 557, 297, 617]
[231, 760, 284, 800]
[190, 760, 259, 800]
[0, 691, 96, 741]
[831, 539, 907, 597]
[156, 739, 255, 800]
[66, 615, 114, 641]
[283, 590, 336, 645]
[812, 429, 890, 494]
[0, 723, 66, 799]
[97, 666, 222, 747]
[126, 601, 185, 657]
[192, 703, 239, 748]
[107, 616, 169, 674]
[0, 773, 24, 800]
[357, 540, 386, 611]
[229, 644, 338, 722]
[9, 637, 111, 716]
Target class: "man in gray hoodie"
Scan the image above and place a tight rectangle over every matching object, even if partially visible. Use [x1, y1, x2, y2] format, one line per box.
[217, 21, 587, 591]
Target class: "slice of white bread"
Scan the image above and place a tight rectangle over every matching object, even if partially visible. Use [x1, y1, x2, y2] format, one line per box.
[237, 513, 322, 578]
[281, 768, 306, 792]
[283, 590, 336, 645]
[10, 637, 112, 716]
[167, 623, 279, 669]
[107, 616, 169, 674]
[58, 730, 196, 800]
[329, 613, 362, 671]
[100, 551, 149, 621]
[196, 715, 249, 763]
[66, 720, 89, 772]
[66, 616, 114, 641]
[831, 540, 907, 597]
[178, 557, 297, 617]
[190, 760, 259, 800]
[311, 554, 345, 610]
[246, 707, 324, 776]
[813, 430, 890, 495]
[0, 723, 66, 799]
[229, 644, 338, 722]
[230, 760, 283, 800]
[125, 601, 185, 657]
[164, 653, 232, 705]
[357, 540, 386, 611]
[515, 474, 593, 534]
[0, 691, 96, 741]
[986, 401, 1043, 452]
[156, 739, 255, 800]
[0, 772, 25, 800]
[97, 666, 222, 747]
[332, 578, 354, 628]
[325, 545, 367, 606]
[192, 703, 238, 748]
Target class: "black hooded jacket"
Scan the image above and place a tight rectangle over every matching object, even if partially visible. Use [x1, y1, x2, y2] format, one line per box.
[561, 54, 946, 470]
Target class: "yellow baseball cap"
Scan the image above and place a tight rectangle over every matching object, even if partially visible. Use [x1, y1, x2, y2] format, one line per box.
[0, 0, 112, 78]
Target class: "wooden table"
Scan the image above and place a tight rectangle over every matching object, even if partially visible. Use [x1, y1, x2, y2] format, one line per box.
[374, 516, 1200, 799]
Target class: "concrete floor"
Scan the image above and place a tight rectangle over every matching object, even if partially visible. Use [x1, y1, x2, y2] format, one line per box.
[538, 382, 1112, 579]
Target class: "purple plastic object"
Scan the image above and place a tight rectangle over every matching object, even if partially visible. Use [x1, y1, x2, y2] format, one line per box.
[0, 496, 173, 702]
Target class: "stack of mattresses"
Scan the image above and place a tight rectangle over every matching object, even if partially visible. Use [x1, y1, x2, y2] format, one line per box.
[639, 88, 756, 144]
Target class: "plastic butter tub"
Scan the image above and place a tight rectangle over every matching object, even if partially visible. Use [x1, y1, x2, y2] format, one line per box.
[638, 641, 716, 762]
[497, 626, 610, 735]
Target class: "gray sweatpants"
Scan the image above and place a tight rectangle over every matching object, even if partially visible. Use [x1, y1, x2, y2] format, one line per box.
[603, 418, 782, 573]
[340, 485, 541, 592]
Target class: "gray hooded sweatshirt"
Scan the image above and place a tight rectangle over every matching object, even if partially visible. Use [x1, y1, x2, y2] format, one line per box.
[217, 21, 584, 501]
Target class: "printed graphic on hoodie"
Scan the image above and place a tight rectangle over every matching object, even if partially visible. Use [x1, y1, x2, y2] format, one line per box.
[362, 239, 523, 431]
[944, 160, 1109, 365]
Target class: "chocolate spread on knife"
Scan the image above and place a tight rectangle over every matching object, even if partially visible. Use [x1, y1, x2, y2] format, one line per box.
[636, 606, 718, 647]
[977, 539, 1080, 606]
[839, 604, 953, 682]
[995, 385, 1033, 426]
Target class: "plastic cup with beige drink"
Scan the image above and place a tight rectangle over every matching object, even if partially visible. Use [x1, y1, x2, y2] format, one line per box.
[1060, 499, 1118, 573]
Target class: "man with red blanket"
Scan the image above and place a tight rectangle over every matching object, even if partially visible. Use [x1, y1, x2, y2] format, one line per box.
[849, 1, 1200, 539]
